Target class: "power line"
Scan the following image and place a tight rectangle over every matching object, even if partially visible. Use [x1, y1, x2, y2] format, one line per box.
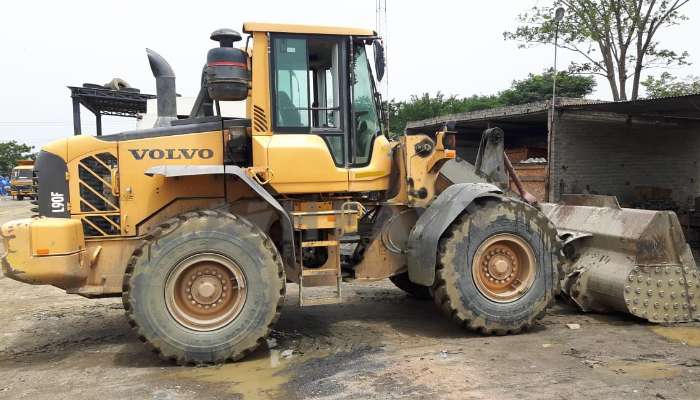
[0, 121, 73, 126]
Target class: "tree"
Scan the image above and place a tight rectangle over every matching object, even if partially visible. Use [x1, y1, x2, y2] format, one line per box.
[505, 0, 691, 101]
[0, 141, 34, 176]
[387, 71, 594, 134]
[500, 70, 596, 104]
[642, 72, 700, 98]
[387, 93, 503, 134]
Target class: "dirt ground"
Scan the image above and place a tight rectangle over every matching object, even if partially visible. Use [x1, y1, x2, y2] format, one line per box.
[2, 199, 700, 399]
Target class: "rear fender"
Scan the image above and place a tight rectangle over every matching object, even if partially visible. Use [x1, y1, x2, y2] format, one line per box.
[145, 165, 295, 267]
[407, 183, 502, 286]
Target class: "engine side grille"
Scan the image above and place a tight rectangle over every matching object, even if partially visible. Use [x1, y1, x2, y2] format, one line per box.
[253, 105, 268, 133]
[78, 153, 119, 212]
[81, 214, 121, 237]
[77, 152, 121, 237]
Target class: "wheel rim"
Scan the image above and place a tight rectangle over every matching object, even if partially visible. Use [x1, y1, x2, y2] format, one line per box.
[165, 253, 247, 331]
[472, 233, 536, 303]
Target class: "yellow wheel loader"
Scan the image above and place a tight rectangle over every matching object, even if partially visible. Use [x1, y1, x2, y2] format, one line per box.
[1, 23, 698, 365]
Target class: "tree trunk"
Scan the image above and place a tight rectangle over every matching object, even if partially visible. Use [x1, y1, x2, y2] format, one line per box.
[617, 47, 628, 101]
[630, 61, 643, 100]
[607, 73, 621, 101]
[617, 68, 628, 101]
[599, 42, 621, 101]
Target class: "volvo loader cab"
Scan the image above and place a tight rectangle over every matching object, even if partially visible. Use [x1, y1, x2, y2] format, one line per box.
[2, 23, 561, 364]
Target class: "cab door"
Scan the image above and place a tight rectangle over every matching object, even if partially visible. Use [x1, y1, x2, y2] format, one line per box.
[266, 34, 349, 194]
[347, 42, 392, 192]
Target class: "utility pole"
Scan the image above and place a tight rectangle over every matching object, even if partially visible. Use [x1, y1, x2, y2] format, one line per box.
[550, 7, 565, 131]
[376, 0, 389, 132]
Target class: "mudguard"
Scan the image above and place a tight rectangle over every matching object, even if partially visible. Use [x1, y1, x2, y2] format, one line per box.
[407, 182, 502, 286]
[145, 165, 295, 267]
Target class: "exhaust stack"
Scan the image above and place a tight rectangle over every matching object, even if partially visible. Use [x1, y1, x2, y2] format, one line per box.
[146, 49, 177, 127]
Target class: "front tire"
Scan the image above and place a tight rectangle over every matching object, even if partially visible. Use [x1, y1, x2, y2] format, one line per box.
[432, 197, 559, 334]
[123, 209, 285, 365]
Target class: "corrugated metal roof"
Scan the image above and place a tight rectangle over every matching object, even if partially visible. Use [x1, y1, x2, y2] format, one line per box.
[559, 93, 700, 119]
[406, 98, 596, 132]
[405, 94, 700, 133]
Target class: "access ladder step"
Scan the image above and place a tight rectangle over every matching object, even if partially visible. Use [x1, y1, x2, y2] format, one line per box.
[299, 274, 342, 306]
[301, 240, 339, 248]
[299, 296, 343, 306]
[301, 268, 339, 277]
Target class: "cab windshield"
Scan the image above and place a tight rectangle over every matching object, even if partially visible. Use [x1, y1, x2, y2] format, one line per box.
[351, 43, 382, 165]
[12, 169, 32, 179]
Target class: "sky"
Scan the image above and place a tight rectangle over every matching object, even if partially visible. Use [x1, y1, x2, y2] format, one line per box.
[1, 0, 699, 149]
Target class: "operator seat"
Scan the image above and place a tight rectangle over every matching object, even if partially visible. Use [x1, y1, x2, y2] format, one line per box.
[278, 92, 301, 126]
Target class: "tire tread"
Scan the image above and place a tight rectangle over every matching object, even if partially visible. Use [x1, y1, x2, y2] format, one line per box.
[122, 209, 285, 365]
[432, 197, 559, 335]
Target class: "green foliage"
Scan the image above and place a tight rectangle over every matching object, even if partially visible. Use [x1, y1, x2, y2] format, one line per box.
[642, 72, 700, 98]
[500, 70, 596, 105]
[387, 71, 595, 134]
[387, 93, 503, 135]
[504, 0, 691, 101]
[0, 141, 34, 175]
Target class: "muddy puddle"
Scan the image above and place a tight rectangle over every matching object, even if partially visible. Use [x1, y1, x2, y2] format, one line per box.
[650, 326, 700, 347]
[604, 360, 682, 380]
[171, 349, 295, 398]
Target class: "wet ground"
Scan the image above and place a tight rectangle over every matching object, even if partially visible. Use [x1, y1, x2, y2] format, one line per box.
[1, 198, 700, 399]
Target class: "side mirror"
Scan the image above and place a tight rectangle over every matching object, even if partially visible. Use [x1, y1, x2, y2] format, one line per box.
[373, 40, 386, 82]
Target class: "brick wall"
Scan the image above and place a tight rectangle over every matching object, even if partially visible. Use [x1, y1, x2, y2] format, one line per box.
[549, 111, 700, 210]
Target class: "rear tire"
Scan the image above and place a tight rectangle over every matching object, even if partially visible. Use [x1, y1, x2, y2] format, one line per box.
[432, 197, 559, 334]
[122, 209, 285, 365]
[390, 272, 432, 300]
[16, 195, 23, 201]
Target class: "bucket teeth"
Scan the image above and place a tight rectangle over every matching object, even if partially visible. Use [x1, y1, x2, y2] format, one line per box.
[624, 266, 699, 323]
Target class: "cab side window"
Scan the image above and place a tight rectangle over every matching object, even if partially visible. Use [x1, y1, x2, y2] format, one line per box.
[272, 36, 346, 164]
[274, 38, 309, 128]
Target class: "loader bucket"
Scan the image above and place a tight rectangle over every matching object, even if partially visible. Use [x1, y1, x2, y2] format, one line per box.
[541, 195, 700, 323]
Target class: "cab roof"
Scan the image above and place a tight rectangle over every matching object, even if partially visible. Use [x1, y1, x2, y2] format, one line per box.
[243, 22, 375, 37]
